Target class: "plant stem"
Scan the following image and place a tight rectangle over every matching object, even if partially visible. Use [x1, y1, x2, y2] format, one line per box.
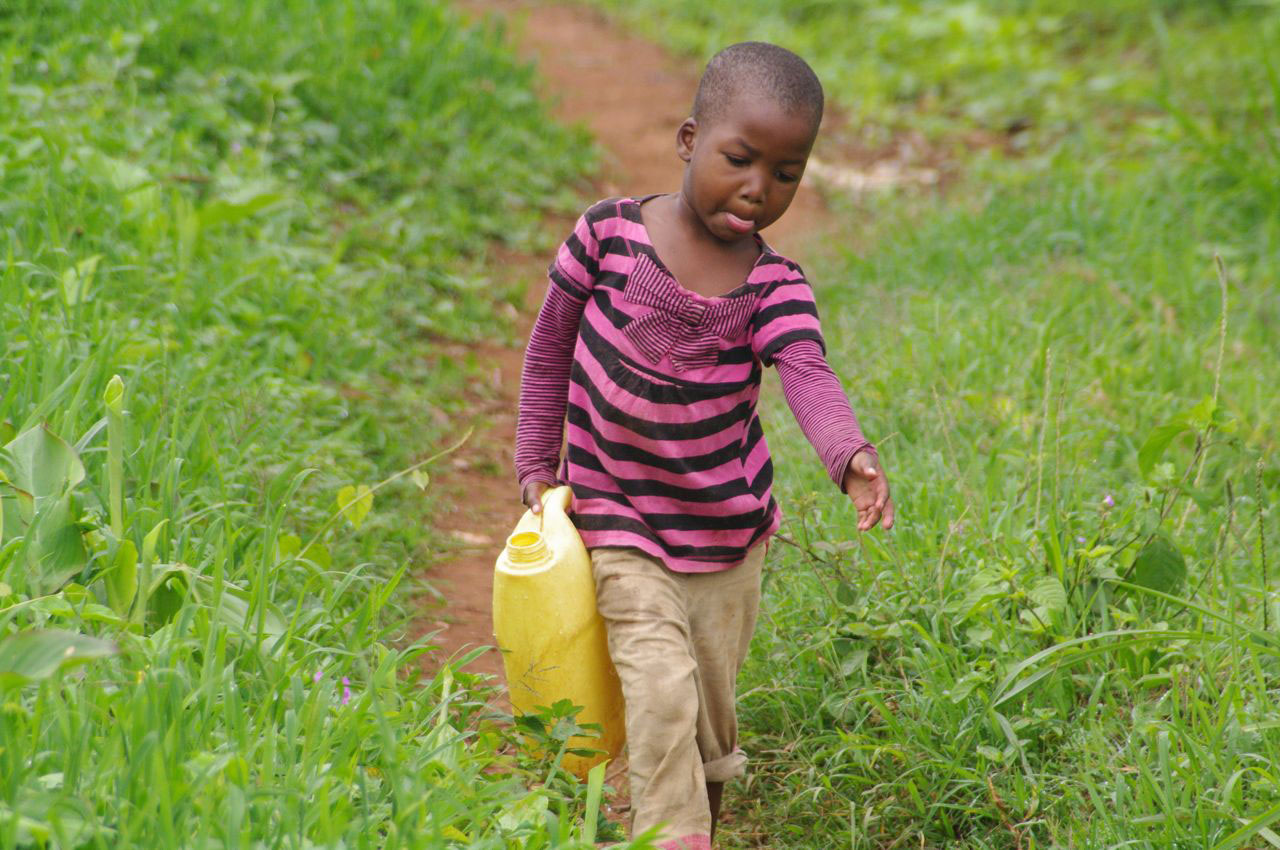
[1177, 255, 1229, 533]
[104, 375, 125, 539]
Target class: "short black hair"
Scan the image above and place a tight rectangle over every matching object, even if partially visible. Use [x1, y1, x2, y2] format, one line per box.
[691, 42, 824, 133]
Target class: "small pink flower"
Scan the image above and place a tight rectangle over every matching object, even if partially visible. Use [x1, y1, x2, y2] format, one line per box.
[342, 676, 352, 706]
[1102, 494, 1115, 509]
[313, 669, 323, 683]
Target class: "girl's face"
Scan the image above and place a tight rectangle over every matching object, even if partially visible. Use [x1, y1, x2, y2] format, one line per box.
[675, 94, 818, 244]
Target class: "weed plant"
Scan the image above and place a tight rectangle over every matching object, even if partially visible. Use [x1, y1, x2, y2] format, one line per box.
[579, 1, 1280, 847]
[0, 0, 639, 846]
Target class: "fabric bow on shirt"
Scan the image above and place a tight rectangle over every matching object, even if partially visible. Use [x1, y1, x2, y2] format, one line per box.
[621, 253, 756, 372]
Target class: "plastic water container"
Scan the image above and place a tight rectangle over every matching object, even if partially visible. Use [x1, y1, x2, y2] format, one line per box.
[493, 486, 625, 778]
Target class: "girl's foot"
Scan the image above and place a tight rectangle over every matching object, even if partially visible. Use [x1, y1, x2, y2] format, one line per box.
[659, 836, 711, 850]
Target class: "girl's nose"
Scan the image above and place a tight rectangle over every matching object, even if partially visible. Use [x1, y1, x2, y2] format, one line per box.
[740, 172, 766, 204]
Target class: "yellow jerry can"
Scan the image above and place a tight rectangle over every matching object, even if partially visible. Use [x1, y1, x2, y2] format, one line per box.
[493, 485, 625, 778]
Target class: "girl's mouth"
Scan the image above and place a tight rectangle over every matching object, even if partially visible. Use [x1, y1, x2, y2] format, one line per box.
[723, 212, 755, 234]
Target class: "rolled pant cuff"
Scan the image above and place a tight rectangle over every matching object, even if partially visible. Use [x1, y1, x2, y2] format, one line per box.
[659, 834, 711, 850]
[702, 748, 747, 783]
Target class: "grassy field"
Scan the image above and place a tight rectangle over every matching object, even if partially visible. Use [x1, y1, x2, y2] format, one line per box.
[0, 1, 647, 846]
[586, 1, 1280, 847]
[5, 0, 1278, 847]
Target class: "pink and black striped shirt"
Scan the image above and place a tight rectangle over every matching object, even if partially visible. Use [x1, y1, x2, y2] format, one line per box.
[516, 197, 874, 573]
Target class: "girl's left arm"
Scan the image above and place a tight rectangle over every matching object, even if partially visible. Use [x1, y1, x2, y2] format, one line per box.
[773, 339, 893, 530]
[772, 338, 874, 488]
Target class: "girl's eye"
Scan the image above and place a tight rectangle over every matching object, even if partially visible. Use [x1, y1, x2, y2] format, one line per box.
[725, 154, 749, 167]
[776, 171, 799, 183]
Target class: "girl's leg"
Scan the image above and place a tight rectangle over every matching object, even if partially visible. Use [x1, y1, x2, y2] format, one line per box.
[591, 543, 766, 847]
[591, 548, 711, 845]
[685, 542, 766, 836]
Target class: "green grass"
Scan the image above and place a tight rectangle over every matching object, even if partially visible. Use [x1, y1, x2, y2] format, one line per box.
[589, 0, 1280, 161]
[6, 0, 1278, 845]
[0, 1, 647, 846]
[578, 1, 1280, 847]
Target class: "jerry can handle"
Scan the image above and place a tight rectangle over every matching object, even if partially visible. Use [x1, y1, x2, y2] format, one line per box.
[539, 485, 573, 519]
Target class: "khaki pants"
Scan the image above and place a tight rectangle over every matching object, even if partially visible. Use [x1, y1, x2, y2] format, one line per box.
[591, 544, 765, 842]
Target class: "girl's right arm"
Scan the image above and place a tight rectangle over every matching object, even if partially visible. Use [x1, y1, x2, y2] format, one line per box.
[515, 209, 602, 513]
[515, 284, 586, 513]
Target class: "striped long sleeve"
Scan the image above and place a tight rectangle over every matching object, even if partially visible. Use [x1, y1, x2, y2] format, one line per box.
[515, 283, 585, 489]
[512, 196, 878, 572]
[514, 209, 600, 489]
[773, 339, 875, 490]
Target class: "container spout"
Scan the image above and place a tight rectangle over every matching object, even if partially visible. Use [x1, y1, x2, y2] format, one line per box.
[504, 531, 551, 570]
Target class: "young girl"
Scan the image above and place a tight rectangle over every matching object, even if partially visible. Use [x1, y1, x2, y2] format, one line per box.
[515, 42, 893, 850]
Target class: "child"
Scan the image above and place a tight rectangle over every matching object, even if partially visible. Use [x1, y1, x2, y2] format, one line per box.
[514, 42, 893, 849]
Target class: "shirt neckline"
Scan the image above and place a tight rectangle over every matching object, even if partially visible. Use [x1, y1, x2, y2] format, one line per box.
[629, 194, 773, 303]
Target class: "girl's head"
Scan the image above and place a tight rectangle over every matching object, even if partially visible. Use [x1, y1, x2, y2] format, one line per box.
[676, 43, 824, 242]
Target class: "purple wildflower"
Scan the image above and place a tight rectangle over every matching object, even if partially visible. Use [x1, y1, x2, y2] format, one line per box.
[313, 669, 323, 683]
[1102, 494, 1115, 509]
[1077, 536, 1087, 544]
[342, 676, 352, 706]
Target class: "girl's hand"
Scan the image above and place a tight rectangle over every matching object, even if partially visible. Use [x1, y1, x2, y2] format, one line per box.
[522, 481, 551, 514]
[842, 450, 894, 532]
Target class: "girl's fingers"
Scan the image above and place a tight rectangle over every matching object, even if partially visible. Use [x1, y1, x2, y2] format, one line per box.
[881, 499, 895, 530]
[522, 484, 546, 513]
[859, 505, 880, 531]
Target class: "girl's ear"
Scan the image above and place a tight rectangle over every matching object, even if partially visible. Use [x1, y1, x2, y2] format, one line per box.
[675, 117, 697, 163]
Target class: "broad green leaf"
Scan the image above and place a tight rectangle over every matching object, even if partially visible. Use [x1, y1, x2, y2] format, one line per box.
[976, 744, 1004, 763]
[300, 540, 331, 569]
[1027, 575, 1068, 614]
[199, 182, 287, 229]
[266, 71, 310, 94]
[496, 792, 550, 832]
[273, 534, 330, 569]
[12, 490, 89, 595]
[146, 564, 189, 626]
[77, 147, 150, 192]
[1186, 396, 1217, 431]
[1138, 422, 1189, 479]
[336, 484, 373, 529]
[115, 337, 179, 363]
[1131, 535, 1186, 594]
[2, 424, 85, 501]
[410, 469, 430, 491]
[60, 254, 101, 306]
[0, 430, 88, 589]
[205, 585, 286, 641]
[105, 539, 138, 617]
[275, 533, 302, 561]
[0, 629, 116, 690]
[141, 519, 168, 565]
